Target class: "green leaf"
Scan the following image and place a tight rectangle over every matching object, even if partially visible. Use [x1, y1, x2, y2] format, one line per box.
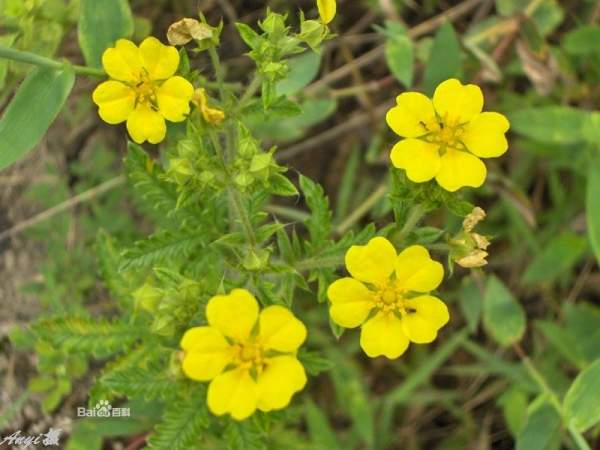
[515, 401, 561, 450]
[384, 21, 414, 87]
[78, 0, 134, 68]
[564, 302, 600, 363]
[0, 33, 17, 90]
[508, 107, 589, 145]
[534, 320, 586, 368]
[423, 21, 462, 94]
[483, 276, 526, 347]
[299, 175, 332, 248]
[269, 173, 299, 197]
[563, 25, 600, 56]
[236, 23, 262, 50]
[0, 67, 74, 171]
[32, 316, 145, 358]
[147, 388, 210, 450]
[458, 278, 482, 333]
[305, 400, 342, 450]
[587, 153, 600, 266]
[498, 387, 529, 437]
[276, 51, 321, 96]
[523, 232, 587, 285]
[224, 420, 267, 450]
[120, 229, 206, 271]
[563, 358, 600, 432]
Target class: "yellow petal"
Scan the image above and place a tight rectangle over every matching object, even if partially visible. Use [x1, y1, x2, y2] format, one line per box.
[386, 92, 436, 138]
[207, 368, 257, 420]
[402, 295, 449, 343]
[395, 245, 444, 292]
[435, 149, 487, 192]
[327, 277, 374, 328]
[317, 0, 336, 24]
[433, 78, 483, 124]
[360, 312, 410, 359]
[101, 39, 142, 82]
[346, 237, 397, 286]
[258, 305, 307, 352]
[92, 80, 135, 124]
[139, 36, 180, 80]
[461, 112, 510, 158]
[180, 327, 232, 381]
[206, 289, 259, 342]
[257, 356, 307, 411]
[126, 105, 166, 144]
[157, 76, 194, 122]
[390, 138, 441, 183]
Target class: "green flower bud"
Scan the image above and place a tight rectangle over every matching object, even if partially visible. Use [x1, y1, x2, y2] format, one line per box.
[235, 172, 254, 189]
[132, 282, 163, 312]
[168, 158, 194, 185]
[298, 19, 326, 50]
[242, 248, 270, 271]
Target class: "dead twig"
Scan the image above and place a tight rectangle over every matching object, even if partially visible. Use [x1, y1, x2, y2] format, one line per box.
[0, 175, 125, 243]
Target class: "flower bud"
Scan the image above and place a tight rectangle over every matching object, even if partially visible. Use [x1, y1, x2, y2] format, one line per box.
[132, 282, 163, 312]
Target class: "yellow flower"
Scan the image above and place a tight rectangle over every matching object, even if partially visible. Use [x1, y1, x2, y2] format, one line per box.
[317, 0, 336, 24]
[193, 88, 225, 126]
[327, 237, 449, 359]
[180, 289, 307, 420]
[92, 37, 194, 144]
[386, 78, 510, 192]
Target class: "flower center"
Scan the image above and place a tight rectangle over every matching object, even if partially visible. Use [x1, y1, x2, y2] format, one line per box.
[422, 116, 465, 151]
[373, 282, 413, 316]
[133, 72, 158, 108]
[232, 341, 266, 374]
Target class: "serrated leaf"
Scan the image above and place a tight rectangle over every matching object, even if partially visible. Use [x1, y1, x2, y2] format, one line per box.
[120, 229, 206, 271]
[563, 358, 600, 432]
[78, 0, 134, 68]
[147, 388, 210, 450]
[0, 67, 74, 171]
[269, 173, 299, 196]
[236, 23, 262, 50]
[299, 175, 332, 248]
[32, 316, 145, 358]
[225, 420, 267, 450]
[483, 276, 526, 347]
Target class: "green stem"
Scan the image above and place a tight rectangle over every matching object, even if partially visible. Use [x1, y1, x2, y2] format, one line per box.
[229, 187, 258, 248]
[568, 425, 592, 450]
[207, 45, 228, 103]
[397, 203, 425, 241]
[236, 74, 262, 112]
[335, 182, 387, 235]
[513, 344, 563, 414]
[0, 44, 105, 78]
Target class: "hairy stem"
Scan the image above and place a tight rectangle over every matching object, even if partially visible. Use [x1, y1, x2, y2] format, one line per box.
[0, 45, 105, 77]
